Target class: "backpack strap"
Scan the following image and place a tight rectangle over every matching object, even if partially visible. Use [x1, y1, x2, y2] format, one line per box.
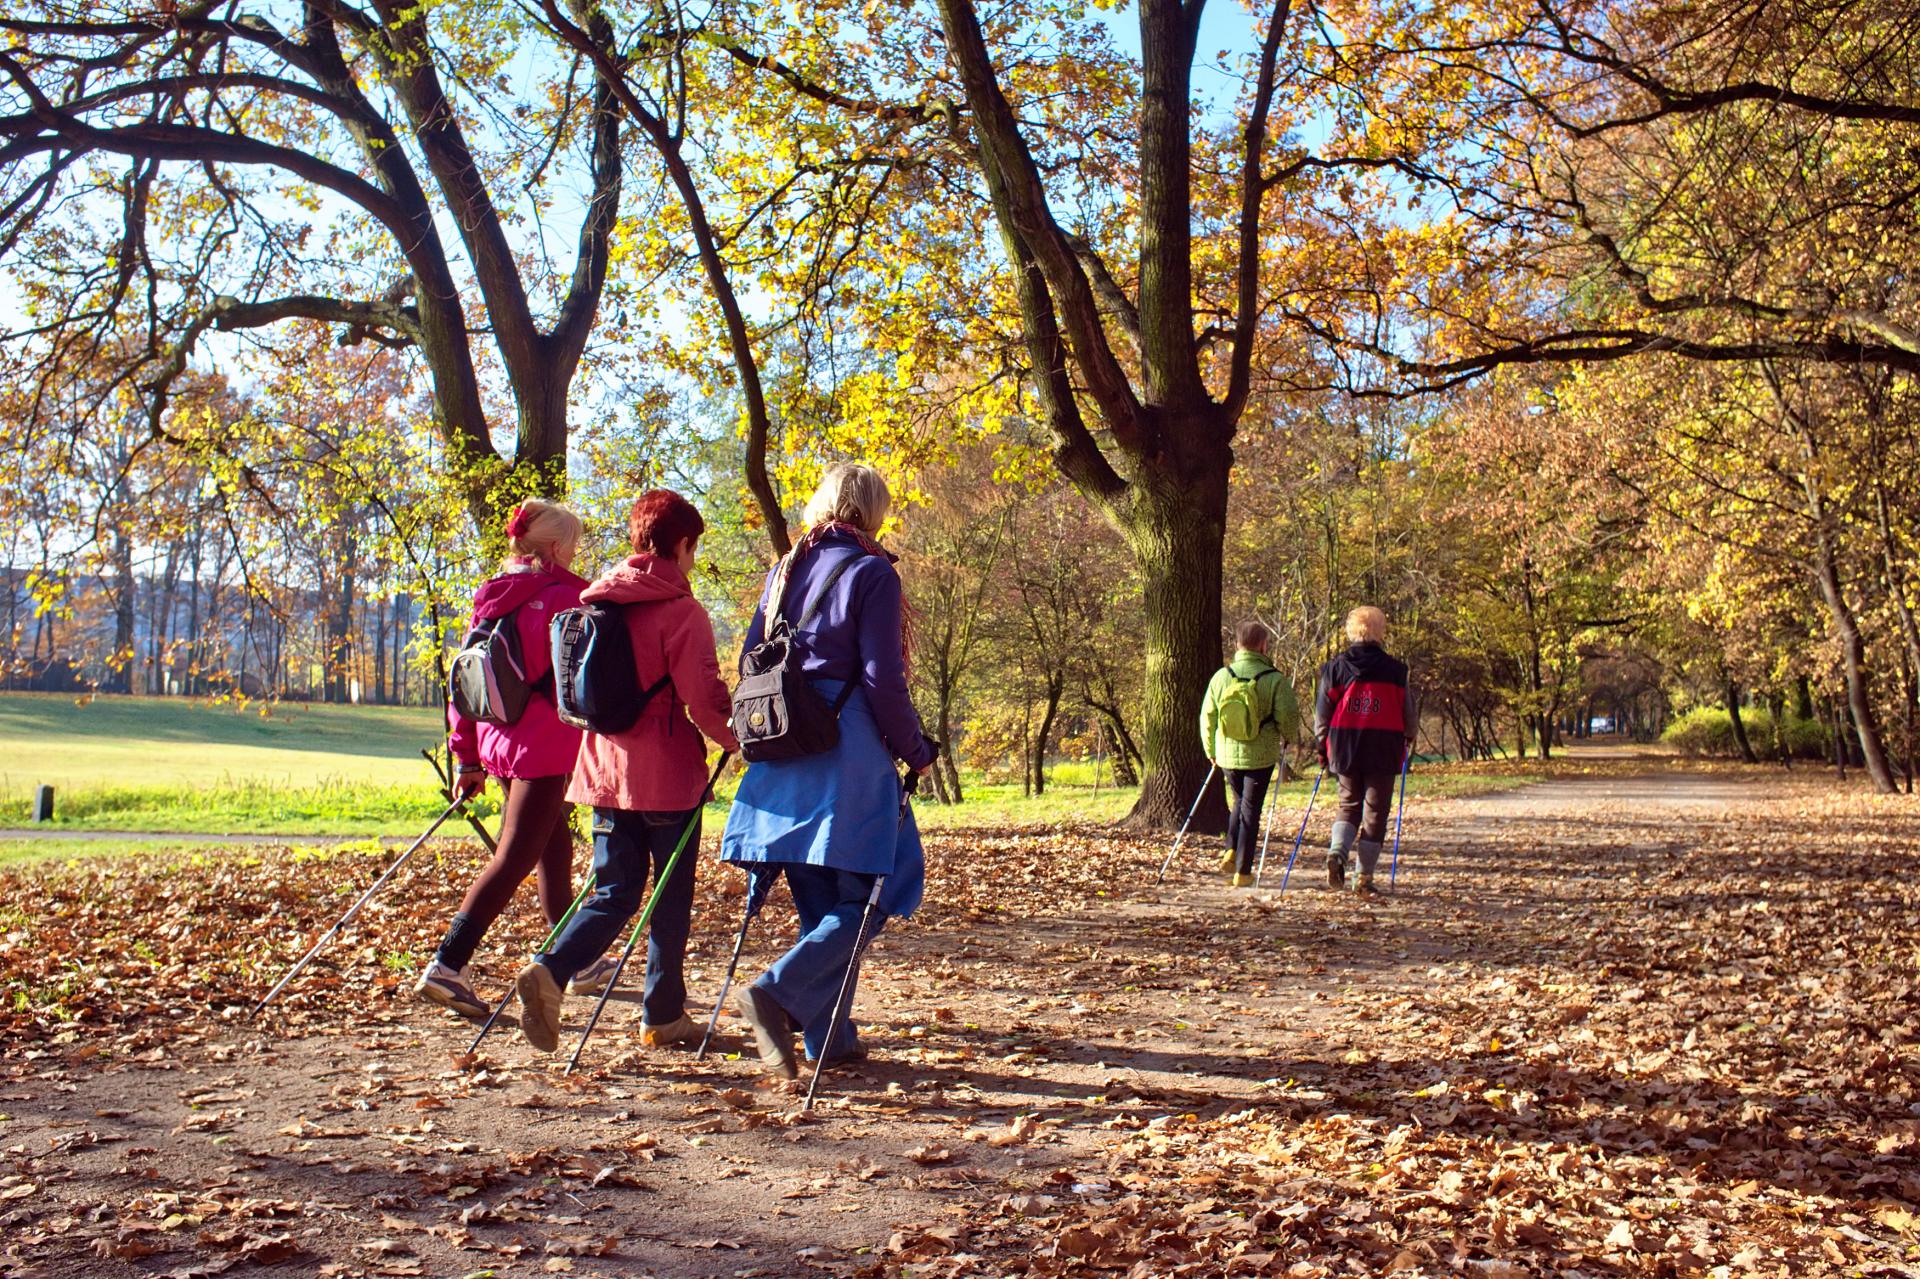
[793, 553, 862, 631]
[771, 551, 866, 713]
[1256, 668, 1283, 729]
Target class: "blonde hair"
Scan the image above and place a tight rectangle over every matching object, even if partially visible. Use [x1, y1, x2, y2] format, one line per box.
[1345, 606, 1387, 645]
[505, 497, 583, 570]
[803, 462, 891, 533]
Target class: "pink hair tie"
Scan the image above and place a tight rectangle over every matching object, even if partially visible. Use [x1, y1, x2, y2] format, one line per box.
[505, 505, 532, 539]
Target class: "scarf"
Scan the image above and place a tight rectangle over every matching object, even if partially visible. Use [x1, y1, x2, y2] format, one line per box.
[771, 520, 915, 677]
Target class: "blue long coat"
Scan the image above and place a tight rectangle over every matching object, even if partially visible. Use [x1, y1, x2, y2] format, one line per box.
[719, 532, 935, 917]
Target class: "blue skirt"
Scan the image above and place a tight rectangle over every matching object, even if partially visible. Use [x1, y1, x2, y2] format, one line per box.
[720, 683, 925, 918]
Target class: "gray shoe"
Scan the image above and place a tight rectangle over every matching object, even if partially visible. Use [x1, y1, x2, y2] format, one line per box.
[415, 961, 488, 1021]
[736, 986, 798, 1080]
[1353, 871, 1378, 897]
[566, 952, 622, 996]
[515, 962, 564, 1053]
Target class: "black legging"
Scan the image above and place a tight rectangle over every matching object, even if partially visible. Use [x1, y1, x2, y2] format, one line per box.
[434, 774, 574, 971]
[1224, 766, 1274, 874]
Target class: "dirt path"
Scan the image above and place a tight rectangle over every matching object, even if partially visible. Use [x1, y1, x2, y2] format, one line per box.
[3, 768, 1917, 1278]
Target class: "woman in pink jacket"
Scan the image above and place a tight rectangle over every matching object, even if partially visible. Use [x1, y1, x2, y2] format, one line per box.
[416, 498, 606, 1019]
[515, 489, 740, 1053]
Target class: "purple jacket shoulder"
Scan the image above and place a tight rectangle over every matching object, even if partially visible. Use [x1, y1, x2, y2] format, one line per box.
[742, 531, 935, 770]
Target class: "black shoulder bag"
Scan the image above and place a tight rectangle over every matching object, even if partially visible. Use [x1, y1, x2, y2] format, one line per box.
[732, 553, 862, 762]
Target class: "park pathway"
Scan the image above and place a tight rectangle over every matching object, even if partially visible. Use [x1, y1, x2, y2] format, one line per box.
[3, 765, 1914, 1278]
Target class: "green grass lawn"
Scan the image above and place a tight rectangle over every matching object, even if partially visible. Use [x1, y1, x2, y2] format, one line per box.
[0, 693, 457, 834]
[0, 692, 1555, 852]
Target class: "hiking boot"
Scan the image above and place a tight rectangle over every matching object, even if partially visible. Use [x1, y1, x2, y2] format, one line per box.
[736, 985, 798, 1080]
[1326, 853, 1346, 889]
[1230, 872, 1255, 888]
[515, 962, 564, 1053]
[1217, 848, 1236, 873]
[566, 953, 622, 997]
[641, 1013, 701, 1049]
[415, 961, 488, 1021]
[1353, 871, 1378, 897]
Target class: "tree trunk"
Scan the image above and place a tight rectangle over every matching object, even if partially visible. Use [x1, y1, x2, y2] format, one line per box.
[373, 595, 388, 705]
[1725, 680, 1759, 763]
[1118, 463, 1229, 832]
[111, 529, 136, 694]
[936, 688, 963, 804]
[1809, 538, 1898, 791]
[1031, 673, 1065, 797]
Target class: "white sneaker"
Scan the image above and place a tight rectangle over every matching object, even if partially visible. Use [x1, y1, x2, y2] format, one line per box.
[566, 952, 623, 996]
[415, 960, 488, 1020]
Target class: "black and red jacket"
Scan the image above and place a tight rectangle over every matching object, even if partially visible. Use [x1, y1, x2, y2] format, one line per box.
[1314, 642, 1415, 775]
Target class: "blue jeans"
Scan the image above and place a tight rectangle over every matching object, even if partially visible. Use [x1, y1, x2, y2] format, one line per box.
[753, 864, 883, 1060]
[540, 806, 699, 1026]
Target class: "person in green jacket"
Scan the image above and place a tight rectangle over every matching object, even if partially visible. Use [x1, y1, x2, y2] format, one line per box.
[1200, 621, 1302, 887]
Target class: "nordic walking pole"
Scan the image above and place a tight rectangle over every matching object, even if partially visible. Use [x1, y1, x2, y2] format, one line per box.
[421, 747, 499, 853]
[564, 752, 731, 1075]
[696, 867, 777, 1060]
[1275, 767, 1326, 893]
[251, 797, 467, 1019]
[804, 771, 915, 1110]
[803, 873, 885, 1111]
[466, 868, 599, 1055]
[1155, 762, 1219, 885]
[1389, 747, 1412, 887]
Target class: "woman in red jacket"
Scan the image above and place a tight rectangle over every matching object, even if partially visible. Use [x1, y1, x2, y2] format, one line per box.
[515, 489, 740, 1053]
[417, 498, 602, 1019]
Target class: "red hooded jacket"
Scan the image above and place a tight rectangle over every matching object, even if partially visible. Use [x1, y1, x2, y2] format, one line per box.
[448, 560, 587, 779]
[567, 554, 740, 812]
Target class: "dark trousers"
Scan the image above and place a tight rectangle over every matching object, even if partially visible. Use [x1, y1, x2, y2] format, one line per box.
[541, 806, 700, 1026]
[1334, 770, 1397, 844]
[1223, 766, 1275, 874]
[755, 864, 884, 1061]
[435, 774, 573, 971]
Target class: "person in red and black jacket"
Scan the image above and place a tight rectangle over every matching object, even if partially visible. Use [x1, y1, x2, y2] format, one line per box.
[1313, 606, 1416, 896]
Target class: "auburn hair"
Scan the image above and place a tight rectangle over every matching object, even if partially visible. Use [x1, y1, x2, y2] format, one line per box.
[628, 489, 706, 558]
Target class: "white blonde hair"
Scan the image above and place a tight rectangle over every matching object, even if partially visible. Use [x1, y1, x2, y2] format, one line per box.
[1346, 605, 1387, 644]
[505, 497, 583, 570]
[803, 462, 891, 534]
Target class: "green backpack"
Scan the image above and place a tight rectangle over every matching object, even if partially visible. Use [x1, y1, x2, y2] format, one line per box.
[1217, 669, 1274, 742]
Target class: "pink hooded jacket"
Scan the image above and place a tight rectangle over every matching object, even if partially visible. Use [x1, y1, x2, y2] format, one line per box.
[448, 561, 587, 780]
[567, 554, 740, 812]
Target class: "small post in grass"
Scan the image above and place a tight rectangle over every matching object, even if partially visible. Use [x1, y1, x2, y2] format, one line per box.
[32, 785, 53, 823]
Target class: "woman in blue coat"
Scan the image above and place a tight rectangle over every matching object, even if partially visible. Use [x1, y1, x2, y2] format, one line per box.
[721, 462, 937, 1078]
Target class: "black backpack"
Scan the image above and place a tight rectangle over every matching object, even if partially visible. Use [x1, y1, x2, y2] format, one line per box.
[549, 602, 672, 735]
[733, 553, 862, 763]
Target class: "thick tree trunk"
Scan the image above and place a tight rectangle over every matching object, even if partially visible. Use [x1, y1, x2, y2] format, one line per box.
[1725, 681, 1759, 763]
[1119, 462, 1229, 831]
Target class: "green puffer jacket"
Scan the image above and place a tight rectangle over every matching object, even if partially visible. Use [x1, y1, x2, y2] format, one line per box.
[1199, 650, 1301, 771]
